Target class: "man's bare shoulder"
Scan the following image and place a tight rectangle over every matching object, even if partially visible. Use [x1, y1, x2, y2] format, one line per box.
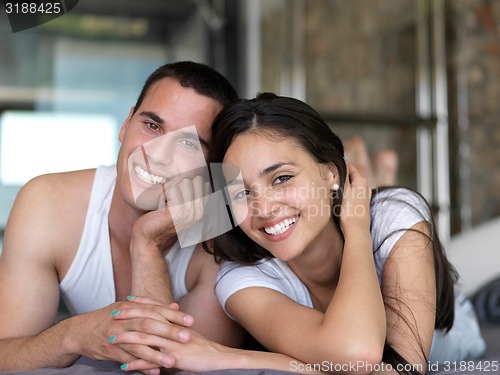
[18, 169, 96, 210]
[4, 169, 97, 259]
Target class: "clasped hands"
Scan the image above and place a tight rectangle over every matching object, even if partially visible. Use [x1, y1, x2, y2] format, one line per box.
[80, 295, 200, 374]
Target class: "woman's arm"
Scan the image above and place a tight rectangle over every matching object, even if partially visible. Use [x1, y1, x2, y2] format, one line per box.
[379, 221, 436, 374]
[117, 327, 324, 374]
[116, 166, 386, 374]
[224, 165, 386, 373]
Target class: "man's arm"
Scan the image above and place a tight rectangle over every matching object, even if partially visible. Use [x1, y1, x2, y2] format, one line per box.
[0, 175, 79, 370]
[129, 176, 208, 305]
[129, 208, 177, 305]
[0, 174, 186, 371]
[129, 210, 244, 348]
[129, 174, 245, 347]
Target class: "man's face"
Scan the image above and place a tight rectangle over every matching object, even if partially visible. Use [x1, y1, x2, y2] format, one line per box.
[116, 77, 222, 210]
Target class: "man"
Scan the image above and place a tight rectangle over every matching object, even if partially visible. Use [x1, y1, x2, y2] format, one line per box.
[0, 61, 243, 372]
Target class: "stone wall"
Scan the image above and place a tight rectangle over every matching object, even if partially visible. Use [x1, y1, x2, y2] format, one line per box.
[259, 0, 500, 233]
[448, 0, 500, 230]
[304, 0, 418, 192]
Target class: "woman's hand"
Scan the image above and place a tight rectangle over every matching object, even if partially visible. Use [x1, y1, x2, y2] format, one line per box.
[339, 162, 372, 234]
[117, 328, 233, 373]
[117, 328, 313, 374]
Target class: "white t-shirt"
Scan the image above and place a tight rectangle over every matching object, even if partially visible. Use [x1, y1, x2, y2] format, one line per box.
[60, 165, 196, 314]
[215, 187, 486, 361]
[216, 187, 431, 310]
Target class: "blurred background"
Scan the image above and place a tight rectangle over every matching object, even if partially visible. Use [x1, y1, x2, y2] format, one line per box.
[0, 0, 499, 257]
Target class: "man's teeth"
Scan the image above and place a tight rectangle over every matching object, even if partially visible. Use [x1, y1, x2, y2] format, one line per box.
[134, 165, 166, 185]
[264, 217, 297, 236]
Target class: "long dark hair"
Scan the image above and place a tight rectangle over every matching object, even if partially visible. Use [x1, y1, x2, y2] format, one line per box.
[206, 93, 457, 374]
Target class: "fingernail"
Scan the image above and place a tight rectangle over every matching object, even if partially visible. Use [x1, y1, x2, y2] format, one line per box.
[183, 315, 194, 325]
[120, 363, 129, 371]
[107, 335, 116, 343]
[110, 310, 121, 317]
[126, 295, 136, 300]
[179, 330, 189, 341]
[162, 357, 173, 367]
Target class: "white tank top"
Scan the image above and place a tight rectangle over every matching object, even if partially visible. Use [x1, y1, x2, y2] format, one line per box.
[60, 165, 196, 314]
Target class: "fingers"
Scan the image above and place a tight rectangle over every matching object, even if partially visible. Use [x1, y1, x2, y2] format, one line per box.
[168, 302, 181, 311]
[83, 302, 186, 371]
[112, 336, 176, 370]
[113, 313, 192, 343]
[166, 175, 207, 206]
[346, 162, 363, 185]
[113, 300, 194, 328]
[119, 357, 163, 375]
[93, 339, 143, 368]
[125, 295, 164, 306]
[126, 296, 185, 317]
[204, 181, 211, 196]
[338, 162, 371, 227]
[166, 176, 209, 232]
[109, 349, 140, 367]
[122, 358, 168, 374]
[344, 162, 368, 188]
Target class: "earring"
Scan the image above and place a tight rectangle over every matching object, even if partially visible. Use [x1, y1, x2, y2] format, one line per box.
[332, 183, 340, 192]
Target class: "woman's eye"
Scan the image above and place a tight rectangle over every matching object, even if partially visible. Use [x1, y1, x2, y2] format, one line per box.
[233, 190, 251, 200]
[273, 175, 292, 185]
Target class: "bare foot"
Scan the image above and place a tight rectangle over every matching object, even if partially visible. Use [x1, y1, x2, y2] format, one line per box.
[344, 136, 399, 188]
[373, 150, 398, 187]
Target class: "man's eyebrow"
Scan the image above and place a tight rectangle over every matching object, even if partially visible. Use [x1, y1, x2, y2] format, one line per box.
[139, 111, 164, 125]
[259, 162, 296, 177]
[139, 111, 209, 149]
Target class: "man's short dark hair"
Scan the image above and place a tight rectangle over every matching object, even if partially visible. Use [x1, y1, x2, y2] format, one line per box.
[133, 61, 238, 114]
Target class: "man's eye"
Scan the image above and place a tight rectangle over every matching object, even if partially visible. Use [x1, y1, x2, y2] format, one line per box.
[273, 175, 292, 185]
[179, 139, 200, 151]
[146, 122, 160, 132]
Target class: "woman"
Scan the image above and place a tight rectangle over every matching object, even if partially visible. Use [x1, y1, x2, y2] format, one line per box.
[208, 93, 485, 373]
[118, 93, 484, 374]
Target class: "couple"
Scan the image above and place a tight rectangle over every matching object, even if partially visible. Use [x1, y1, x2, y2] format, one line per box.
[0, 62, 484, 374]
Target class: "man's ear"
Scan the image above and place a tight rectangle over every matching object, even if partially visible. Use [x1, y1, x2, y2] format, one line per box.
[118, 107, 135, 142]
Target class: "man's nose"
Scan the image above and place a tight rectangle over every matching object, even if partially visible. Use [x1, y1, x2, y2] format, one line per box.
[143, 135, 174, 167]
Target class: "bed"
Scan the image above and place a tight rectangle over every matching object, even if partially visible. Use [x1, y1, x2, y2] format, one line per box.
[3, 220, 499, 375]
[1, 323, 499, 375]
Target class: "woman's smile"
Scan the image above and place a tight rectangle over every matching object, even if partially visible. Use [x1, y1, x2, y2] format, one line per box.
[224, 131, 337, 260]
[262, 215, 299, 236]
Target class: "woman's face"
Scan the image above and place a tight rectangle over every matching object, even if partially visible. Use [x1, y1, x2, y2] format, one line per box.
[223, 131, 338, 261]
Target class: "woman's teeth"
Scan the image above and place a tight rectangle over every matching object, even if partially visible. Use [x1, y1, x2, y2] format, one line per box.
[134, 165, 166, 185]
[264, 216, 297, 236]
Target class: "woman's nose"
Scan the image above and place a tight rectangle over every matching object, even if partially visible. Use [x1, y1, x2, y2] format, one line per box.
[253, 189, 279, 218]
